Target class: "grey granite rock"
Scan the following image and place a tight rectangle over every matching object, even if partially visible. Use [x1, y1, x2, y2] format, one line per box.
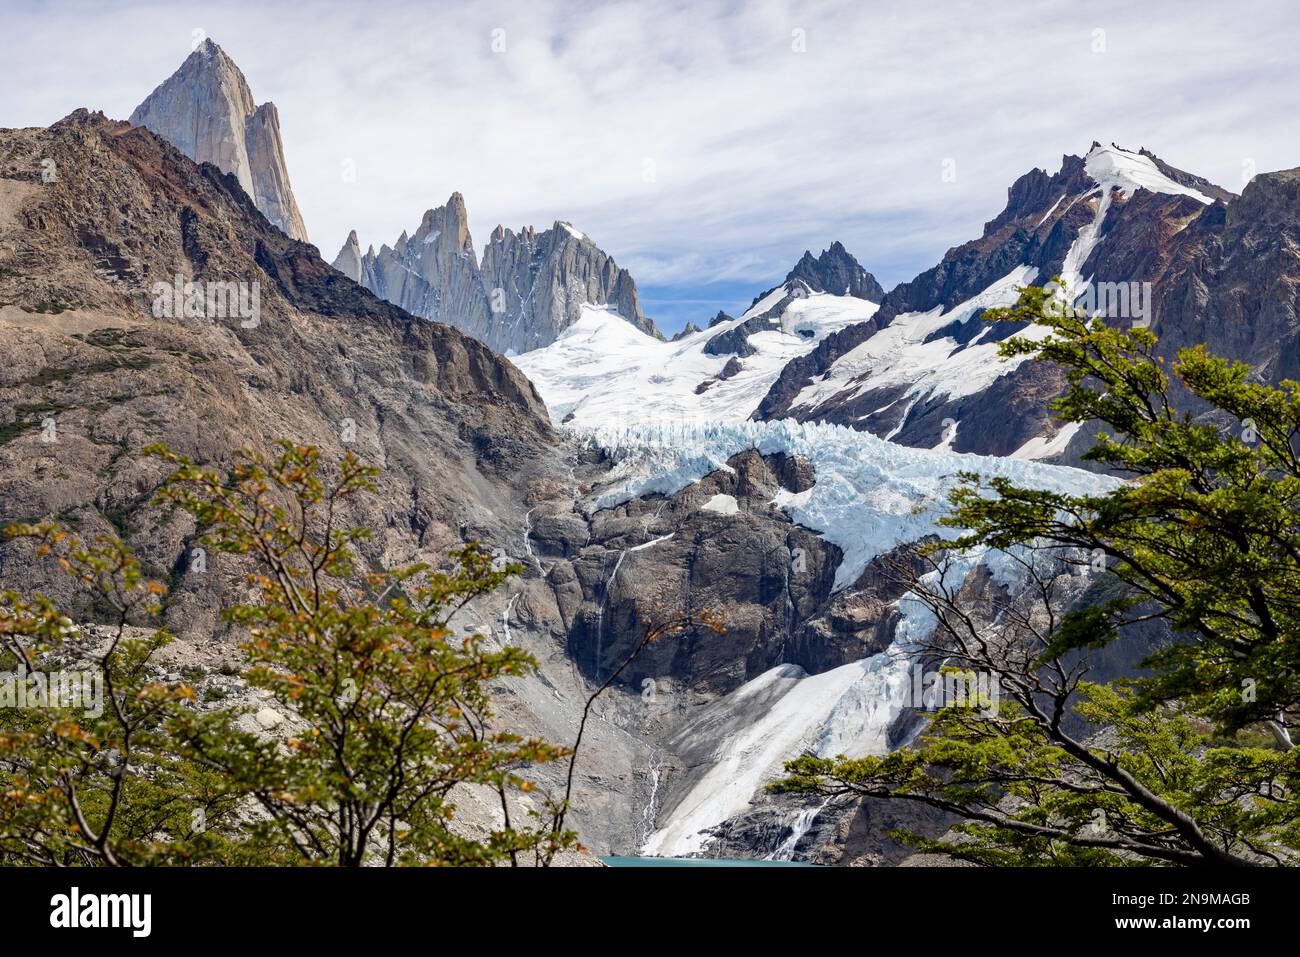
[129, 39, 309, 242]
[336, 210, 663, 355]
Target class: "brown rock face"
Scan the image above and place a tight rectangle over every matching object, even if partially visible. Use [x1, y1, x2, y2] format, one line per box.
[0, 109, 671, 852]
[129, 39, 309, 242]
[524, 450, 903, 695]
[0, 110, 551, 630]
[1153, 169, 1300, 392]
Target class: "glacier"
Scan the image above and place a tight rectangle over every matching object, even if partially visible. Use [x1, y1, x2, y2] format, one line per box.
[514, 292, 877, 430]
[581, 417, 1116, 591]
[640, 552, 1003, 858]
[506, 160, 1155, 857]
[576, 417, 1116, 857]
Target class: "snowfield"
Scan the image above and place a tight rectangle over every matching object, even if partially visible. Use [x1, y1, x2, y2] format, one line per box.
[787, 264, 1047, 419]
[1083, 142, 1215, 205]
[514, 292, 877, 429]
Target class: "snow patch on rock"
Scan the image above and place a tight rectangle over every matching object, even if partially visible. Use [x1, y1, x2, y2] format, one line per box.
[700, 493, 739, 515]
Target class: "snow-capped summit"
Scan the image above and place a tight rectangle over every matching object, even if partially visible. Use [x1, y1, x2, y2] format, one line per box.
[754, 143, 1236, 459]
[782, 240, 886, 301]
[129, 39, 309, 242]
[480, 219, 662, 352]
[738, 242, 884, 321]
[1083, 142, 1217, 204]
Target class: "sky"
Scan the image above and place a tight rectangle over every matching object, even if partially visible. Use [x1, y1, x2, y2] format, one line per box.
[4, 0, 1299, 333]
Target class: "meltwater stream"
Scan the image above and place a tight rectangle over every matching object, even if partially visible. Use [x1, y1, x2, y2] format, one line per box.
[766, 798, 832, 862]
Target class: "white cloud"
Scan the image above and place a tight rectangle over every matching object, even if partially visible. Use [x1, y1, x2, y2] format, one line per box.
[3, 0, 1298, 310]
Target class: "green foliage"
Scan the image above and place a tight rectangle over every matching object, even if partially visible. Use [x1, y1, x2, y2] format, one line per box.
[1, 441, 579, 866]
[777, 280, 1300, 865]
[953, 283, 1300, 734]
[0, 529, 262, 865]
[780, 684, 1300, 866]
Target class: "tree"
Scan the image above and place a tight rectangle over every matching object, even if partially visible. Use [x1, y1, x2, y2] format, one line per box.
[0, 528, 266, 865]
[777, 281, 1300, 865]
[147, 441, 578, 866]
[4, 439, 690, 866]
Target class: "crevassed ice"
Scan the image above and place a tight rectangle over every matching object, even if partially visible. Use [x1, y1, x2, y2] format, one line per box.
[582, 417, 1116, 591]
[590, 418, 1116, 858]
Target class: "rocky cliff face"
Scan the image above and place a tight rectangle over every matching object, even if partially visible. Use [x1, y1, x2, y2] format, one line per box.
[480, 221, 661, 353]
[336, 193, 492, 336]
[0, 110, 641, 850]
[527, 449, 878, 695]
[1143, 169, 1300, 398]
[0, 108, 550, 622]
[129, 39, 309, 242]
[335, 210, 662, 355]
[332, 229, 367, 283]
[783, 241, 886, 301]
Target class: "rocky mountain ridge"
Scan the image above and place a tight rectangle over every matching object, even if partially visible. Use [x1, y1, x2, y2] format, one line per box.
[754, 240, 885, 306]
[752, 143, 1269, 460]
[0, 110, 964, 861]
[335, 200, 661, 355]
[9, 70, 1295, 865]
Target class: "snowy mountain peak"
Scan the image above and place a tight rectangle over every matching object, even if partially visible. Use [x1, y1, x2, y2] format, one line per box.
[745, 243, 884, 315]
[786, 241, 886, 301]
[509, 242, 890, 430]
[1083, 142, 1216, 204]
[753, 144, 1235, 458]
